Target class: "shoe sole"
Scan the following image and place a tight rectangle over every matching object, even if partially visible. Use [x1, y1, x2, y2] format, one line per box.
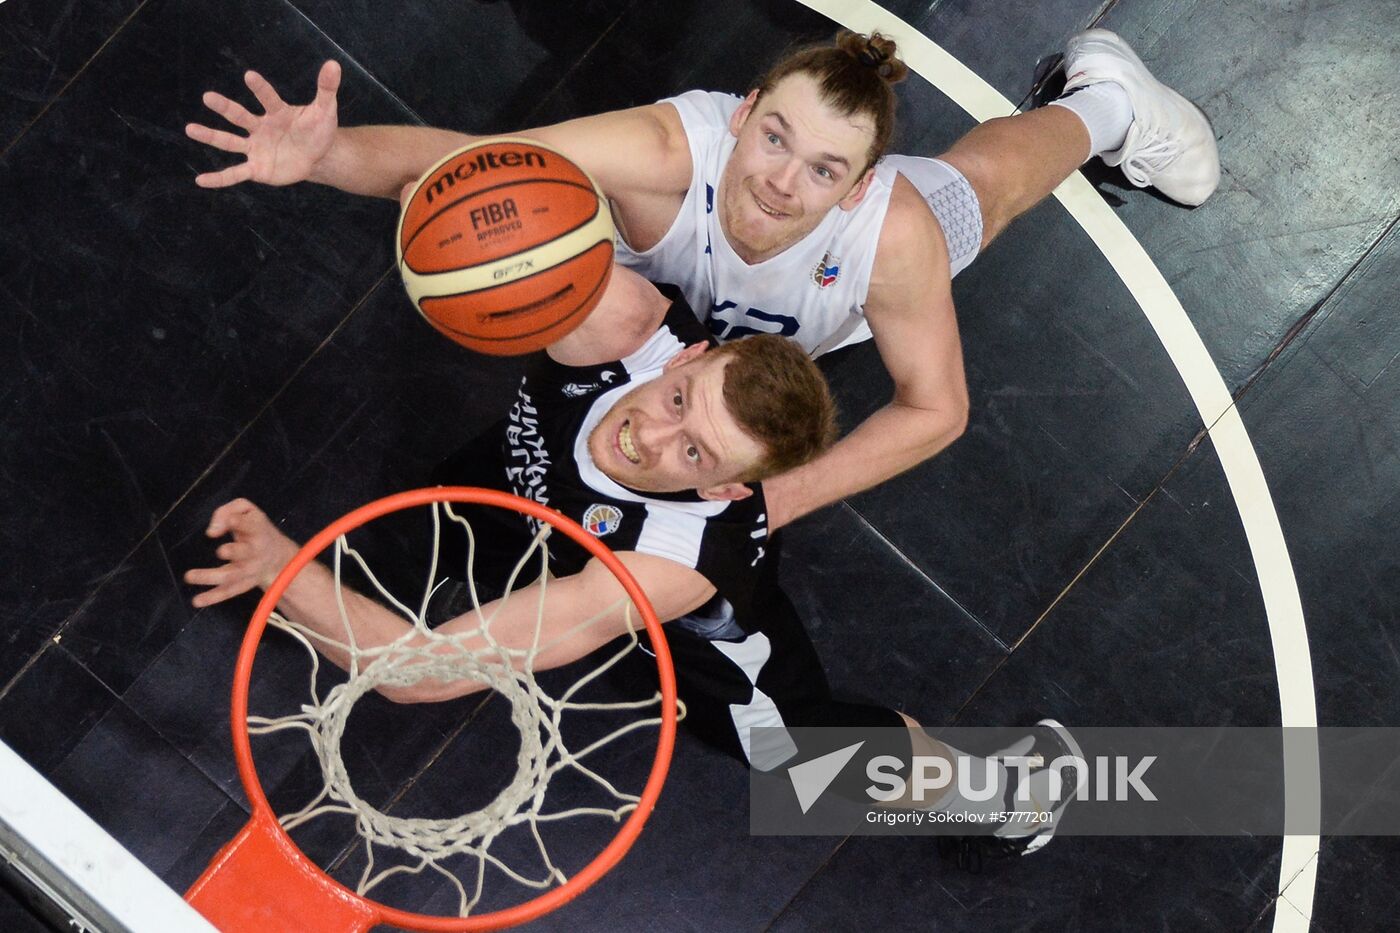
[1018, 719, 1086, 855]
[1066, 29, 1151, 82]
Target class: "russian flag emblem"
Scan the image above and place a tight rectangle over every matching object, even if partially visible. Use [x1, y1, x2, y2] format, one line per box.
[811, 252, 841, 288]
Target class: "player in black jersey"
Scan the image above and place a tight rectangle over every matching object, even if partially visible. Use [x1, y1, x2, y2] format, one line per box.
[186, 264, 1080, 859]
[186, 265, 900, 752]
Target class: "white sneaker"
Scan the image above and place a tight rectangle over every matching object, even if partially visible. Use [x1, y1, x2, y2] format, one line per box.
[1063, 29, 1221, 206]
[935, 719, 1087, 872]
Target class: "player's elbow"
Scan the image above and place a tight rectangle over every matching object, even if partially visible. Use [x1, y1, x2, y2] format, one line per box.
[377, 683, 437, 704]
[908, 392, 968, 453]
[934, 375, 971, 445]
[916, 405, 966, 461]
[376, 678, 479, 705]
[944, 393, 970, 442]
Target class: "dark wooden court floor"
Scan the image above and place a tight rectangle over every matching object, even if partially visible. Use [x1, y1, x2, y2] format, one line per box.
[2, 0, 1397, 929]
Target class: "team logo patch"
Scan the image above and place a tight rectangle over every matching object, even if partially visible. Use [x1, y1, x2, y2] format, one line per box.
[562, 371, 616, 397]
[583, 503, 623, 537]
[812, 252, 841, 288]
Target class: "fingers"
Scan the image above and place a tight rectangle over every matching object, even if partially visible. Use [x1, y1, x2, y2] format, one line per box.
[200, 90, 257, 131]
[184, 122, 248, 154]
[190, 582, 255, 609]
[183, 566, 232, 587]
[206, 498, 260, 537]
[188, 93, 253, 187]
[243, 69, 285, 115]
[215, 541, 249, 561]
[313, 60, 342, 109]
[189, 499, 277, 607]
[194, 162, 253, 189]
[183, 566, 257, 608]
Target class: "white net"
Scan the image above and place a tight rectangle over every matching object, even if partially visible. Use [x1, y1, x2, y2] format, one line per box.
[246, 500, 678, 918]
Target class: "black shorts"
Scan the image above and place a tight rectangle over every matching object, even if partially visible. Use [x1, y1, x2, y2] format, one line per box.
[659, 540, 905, 770]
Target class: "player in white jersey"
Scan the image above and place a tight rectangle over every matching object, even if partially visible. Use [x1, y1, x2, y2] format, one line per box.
[614, 88, 985, 356]
[187, 28, 1219, 528]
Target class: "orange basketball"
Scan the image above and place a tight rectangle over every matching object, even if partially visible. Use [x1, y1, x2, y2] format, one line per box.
[396, 138, 614, 355]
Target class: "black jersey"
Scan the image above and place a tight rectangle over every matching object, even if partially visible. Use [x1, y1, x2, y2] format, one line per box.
[499, 288, 769, 632]
[433, 292, 906, 765]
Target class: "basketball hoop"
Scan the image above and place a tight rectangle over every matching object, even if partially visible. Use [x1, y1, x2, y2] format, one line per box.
[185, 487, 679, 932]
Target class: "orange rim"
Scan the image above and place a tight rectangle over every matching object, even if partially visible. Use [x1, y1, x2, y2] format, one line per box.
[229, 486, 678, 931]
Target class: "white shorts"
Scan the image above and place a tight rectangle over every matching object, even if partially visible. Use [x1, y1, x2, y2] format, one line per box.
[883, 155, 985, 278]
[812, 155, 987, 356]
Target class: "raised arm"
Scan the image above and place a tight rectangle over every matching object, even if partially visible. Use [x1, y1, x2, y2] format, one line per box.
[184, 499, 714, 703]
[760, 175, 970, 529]
[544, 265, 674, 368]
[186, 60, 692, 207]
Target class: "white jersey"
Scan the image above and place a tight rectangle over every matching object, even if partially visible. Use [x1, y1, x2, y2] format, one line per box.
[615, 90, 898, 356]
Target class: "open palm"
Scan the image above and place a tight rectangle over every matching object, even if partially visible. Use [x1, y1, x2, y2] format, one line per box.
[185, 60, 341, 188]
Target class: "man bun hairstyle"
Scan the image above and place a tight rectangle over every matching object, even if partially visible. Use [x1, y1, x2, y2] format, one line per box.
[839, 30, 907, 82]
[754, 30, 909, 173]
[712, 334, 838, 483]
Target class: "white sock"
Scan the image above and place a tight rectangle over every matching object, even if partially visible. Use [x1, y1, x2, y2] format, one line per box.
[1050, 81, 1133, 160]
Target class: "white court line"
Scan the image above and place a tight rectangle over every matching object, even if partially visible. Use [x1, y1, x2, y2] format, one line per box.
[793, 1, 1321, 926]
[0, 740, 217, 931]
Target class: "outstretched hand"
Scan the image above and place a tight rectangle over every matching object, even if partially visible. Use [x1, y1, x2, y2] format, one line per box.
[184, 499, 300, 608]
[185, 60, 342, 188]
